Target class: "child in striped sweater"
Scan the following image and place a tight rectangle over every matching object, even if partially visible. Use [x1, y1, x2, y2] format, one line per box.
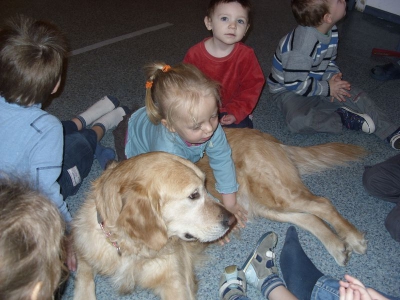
[267, 0, 400, 150]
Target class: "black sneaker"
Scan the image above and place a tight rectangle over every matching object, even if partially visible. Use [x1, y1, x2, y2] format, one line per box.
[336, 107, 375, 134]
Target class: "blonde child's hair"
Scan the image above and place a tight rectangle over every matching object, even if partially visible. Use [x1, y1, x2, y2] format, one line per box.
[0, 177, 67, 300]
[144, 62, 220, 128]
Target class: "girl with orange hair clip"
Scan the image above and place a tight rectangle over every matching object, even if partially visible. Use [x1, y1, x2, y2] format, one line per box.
[114, 62, 247, 230]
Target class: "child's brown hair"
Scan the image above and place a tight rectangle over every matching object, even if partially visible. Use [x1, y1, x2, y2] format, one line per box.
[0, 177, 66, 300]
[206, 0, 252, 21]
[144, 62, 220, 128]
[291, 0, 330, 27]
[0, 15, 67, 106]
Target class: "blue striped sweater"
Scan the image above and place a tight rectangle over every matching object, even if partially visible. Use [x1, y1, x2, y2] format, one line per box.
[268, 25, 340, 97]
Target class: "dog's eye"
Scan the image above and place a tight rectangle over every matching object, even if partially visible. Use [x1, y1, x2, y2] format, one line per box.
[188, 190, 200, 200]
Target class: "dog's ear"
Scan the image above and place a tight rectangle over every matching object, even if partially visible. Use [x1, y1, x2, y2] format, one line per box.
[117, 184, 168, 251]
[93, 167, 124, 224]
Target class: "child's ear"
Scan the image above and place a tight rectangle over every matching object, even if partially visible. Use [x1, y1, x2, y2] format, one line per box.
[161, 119, 175, 132]
[204, 16, 212, 30]
[51, 77, 61, 94]
[323, 13, 332, 24]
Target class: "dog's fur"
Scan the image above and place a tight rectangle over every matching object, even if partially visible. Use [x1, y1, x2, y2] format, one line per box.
[73, 128, 368, 300]
[197, 128, 368, 266]
[72, 152, 234, 300]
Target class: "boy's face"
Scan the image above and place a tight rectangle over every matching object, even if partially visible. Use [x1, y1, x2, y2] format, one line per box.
[204, 2, 250, 46]
[327, 0, 346, 24]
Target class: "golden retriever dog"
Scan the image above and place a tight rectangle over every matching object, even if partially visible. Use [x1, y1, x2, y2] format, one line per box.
[72, 152, 234, 300]
[196, 128, 368, 266]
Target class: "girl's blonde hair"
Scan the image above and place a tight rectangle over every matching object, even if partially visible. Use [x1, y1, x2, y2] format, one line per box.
[0, 177, 67, 300]
[144, 62, 220, 128]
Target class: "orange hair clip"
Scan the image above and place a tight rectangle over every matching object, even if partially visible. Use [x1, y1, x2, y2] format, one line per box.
[162, 65, 171, 72]
[145, 81, 153, 89]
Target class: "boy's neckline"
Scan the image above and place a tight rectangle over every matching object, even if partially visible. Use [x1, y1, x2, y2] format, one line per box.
[203, 37, 237, 58]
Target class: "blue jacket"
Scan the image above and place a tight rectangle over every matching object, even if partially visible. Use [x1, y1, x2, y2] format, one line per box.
[0, 96, 71, 224]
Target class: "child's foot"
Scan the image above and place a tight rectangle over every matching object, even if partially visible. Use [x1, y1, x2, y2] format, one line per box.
[95, 142, 116, 170]
[242, 232, 279, 290]
[219, 265, 246, 300]
[386, 127, 400, 150]
[92, 106, 130, 134]
[336, 107, 375, 134]
[77, 95, 120, 128]
[370, 62, 400, 81]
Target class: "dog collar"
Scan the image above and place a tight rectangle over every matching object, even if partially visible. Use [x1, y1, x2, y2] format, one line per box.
[97, 211, 122, 256]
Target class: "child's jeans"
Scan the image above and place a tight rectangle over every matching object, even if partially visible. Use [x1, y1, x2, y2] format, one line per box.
[57, 120, 97, 199]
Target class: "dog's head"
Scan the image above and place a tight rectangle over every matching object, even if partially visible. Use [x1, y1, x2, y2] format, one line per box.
[93, 152, 235, 253]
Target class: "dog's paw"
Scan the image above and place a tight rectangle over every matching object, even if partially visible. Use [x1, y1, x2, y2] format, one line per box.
[344, 231, 368, 255]
[331, 241, 352, 266]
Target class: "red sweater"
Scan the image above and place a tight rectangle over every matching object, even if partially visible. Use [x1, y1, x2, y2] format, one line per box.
[184, 38, 265, 124]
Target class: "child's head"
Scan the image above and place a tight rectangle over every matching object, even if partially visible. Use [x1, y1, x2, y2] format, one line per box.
[0, 177, 66, 300]
[291, 0, 346, 27]
[144, 62, 221, 144]
[206, 0, 251, 20]
[0, 15, 67, 106]
[205, 0, 251, 44]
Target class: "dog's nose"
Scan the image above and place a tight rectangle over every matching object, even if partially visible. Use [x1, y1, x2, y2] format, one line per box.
[221, 209, 236, 227]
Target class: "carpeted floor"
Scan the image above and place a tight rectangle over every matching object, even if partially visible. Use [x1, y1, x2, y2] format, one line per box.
[1, 0, 399, 299]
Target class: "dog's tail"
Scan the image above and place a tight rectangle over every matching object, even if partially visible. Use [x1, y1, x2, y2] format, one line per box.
[283, 142, 368, 175]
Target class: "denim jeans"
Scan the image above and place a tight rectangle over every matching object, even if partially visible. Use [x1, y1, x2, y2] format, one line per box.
[57, 120, 97, 199]
[311, 275, 399, 300]
[230, 275, 400, 300]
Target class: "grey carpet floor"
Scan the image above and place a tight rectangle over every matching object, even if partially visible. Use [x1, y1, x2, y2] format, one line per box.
[1, 0, 399, 299]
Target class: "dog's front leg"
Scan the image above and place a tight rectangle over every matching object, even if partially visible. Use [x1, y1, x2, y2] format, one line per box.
[73, 258, 96, 300]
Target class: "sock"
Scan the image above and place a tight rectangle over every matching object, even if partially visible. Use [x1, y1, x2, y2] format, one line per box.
[280, 226, 323, 300]
[95, 142, 115, 170]
[260, 274, 285, 299]
[92, 106, 130, 134]
[77, 95, 120, 128]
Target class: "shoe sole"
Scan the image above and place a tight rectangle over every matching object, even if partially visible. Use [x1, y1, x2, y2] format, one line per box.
[340, 106, 376, 134]
[241, 231, 278, 272]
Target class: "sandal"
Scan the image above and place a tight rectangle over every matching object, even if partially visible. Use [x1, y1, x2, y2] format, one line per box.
[241, 231, 278, 290]
[219, 265, 247, 300]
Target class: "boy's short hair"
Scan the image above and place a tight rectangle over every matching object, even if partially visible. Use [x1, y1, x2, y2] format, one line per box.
[206, 0, 252, 21]
[0, 15, 67, 106]
[291, 0, 330, 27]
[0, 176, 66, 300]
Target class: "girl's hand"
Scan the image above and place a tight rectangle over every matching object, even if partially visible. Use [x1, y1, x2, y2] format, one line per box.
[226, 202, 248, 228]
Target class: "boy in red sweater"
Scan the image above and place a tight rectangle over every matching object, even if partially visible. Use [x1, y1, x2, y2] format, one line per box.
[184, 0, 265, 128]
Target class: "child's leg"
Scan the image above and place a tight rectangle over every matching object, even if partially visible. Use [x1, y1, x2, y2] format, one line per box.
[61, 120, 79, 135]
[339, 86, 398, 141]
[273, 91, 343, 134]
[241, 232, 293, 299]
[57, 131, 97, 198]
[219, 265, 248, 300]
[91, 106, 130, 169]
[92, 106, 130, 137]
[76, 95, 120, 128]
[362, 153, 400, 203]
[280, 226, 324, 300]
